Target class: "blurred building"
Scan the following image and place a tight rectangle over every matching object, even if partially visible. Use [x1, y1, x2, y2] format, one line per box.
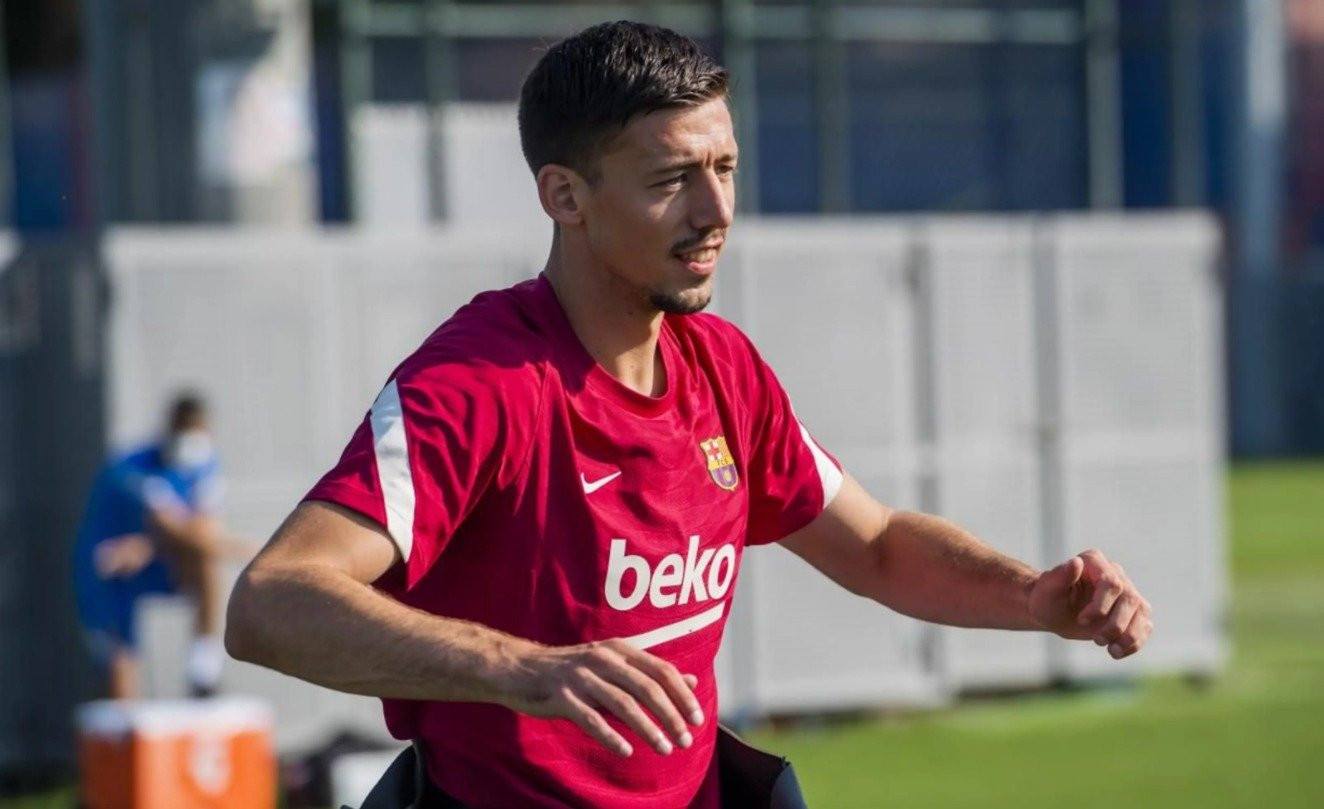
[4, 1, 1321, 454]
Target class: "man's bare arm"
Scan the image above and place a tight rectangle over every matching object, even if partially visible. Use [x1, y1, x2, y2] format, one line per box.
[225, 501, 704, 757]
[149, 508, 222, 556]
[781, 474, 1153, 658]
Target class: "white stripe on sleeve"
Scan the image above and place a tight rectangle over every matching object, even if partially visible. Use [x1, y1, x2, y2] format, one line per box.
[798, 420, 844, 509]
[370, 379, 416, 561]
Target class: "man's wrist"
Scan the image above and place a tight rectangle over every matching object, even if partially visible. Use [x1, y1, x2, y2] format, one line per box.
[483, 634, 547, 709]
[1020, 567, 1045, 631]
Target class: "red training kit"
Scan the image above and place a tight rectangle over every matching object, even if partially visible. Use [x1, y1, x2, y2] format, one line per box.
[306, 274, 842, 808]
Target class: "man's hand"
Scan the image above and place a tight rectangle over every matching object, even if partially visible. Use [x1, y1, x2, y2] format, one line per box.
[1028, 549, 1153, 659]
[502, 638, 705, 758]
[94, 533, 156, 578]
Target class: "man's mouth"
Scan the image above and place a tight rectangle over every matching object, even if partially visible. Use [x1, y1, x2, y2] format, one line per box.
[676, 246, 720, 264]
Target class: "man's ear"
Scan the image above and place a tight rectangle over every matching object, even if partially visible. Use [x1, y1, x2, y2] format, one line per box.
[536, 164, 589, 227]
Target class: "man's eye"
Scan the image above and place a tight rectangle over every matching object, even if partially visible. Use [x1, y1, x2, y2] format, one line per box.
[656, 175, 685, 188]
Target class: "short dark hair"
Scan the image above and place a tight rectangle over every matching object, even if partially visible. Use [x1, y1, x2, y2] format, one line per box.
[518, 21, 729, 180]
[167, 391, 207, 432]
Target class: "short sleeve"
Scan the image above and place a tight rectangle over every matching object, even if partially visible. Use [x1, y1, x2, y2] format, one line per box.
[140, 474, 188, 515]
[304, 357, 526, 589]
[191, 468, 227, 516]
[117, 467, 188, 518]
[742, 352, 844, 546]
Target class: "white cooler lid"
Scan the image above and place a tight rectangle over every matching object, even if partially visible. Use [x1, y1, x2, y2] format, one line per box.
[76, 697, 274, 739]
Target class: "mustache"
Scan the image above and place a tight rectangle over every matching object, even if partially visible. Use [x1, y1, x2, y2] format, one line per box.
[670, 230, 725, 254]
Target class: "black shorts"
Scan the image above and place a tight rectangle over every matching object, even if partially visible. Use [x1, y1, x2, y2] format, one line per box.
[351, 726, 808, 809]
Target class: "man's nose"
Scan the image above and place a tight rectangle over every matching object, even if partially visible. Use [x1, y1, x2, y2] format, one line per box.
[689, 169, 735, 232]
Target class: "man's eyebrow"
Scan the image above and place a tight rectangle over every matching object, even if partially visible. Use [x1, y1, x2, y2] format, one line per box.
[648, 153, 739, 175]
[649, 159, 702, 175]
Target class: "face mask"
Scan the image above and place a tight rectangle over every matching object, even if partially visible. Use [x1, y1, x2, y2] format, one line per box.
[167, 430, 215, 473]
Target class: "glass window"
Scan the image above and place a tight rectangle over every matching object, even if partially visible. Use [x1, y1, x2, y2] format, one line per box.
[753, 42, 819, 212]
[846, 41, 1086, 212]
[1119, 0, 1174, 208]
[997, 42, 1088, 209]
[371, 37, 428, 103]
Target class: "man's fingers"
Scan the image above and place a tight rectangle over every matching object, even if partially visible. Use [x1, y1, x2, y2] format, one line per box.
[578, 672, 673, 755]
[1052, 550, 1153, 660]
[1107, 605, 1153, 658]
[1093, 591, 1141, 646]
[596, 656, 692, 748]
[529, 641, 707, 757]
[561, 689, 634, 757]
[612, 643, 704, 728]
[1077, 566, 1125, 626]
[1108, 613, 1153, 659]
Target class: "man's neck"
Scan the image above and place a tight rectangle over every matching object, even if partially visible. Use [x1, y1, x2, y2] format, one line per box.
[544, 249, 667, 398]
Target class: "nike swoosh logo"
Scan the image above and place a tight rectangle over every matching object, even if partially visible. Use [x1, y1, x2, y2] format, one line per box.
[581, 470, 622, 494]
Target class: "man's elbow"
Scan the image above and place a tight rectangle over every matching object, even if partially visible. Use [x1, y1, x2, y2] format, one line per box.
[223, 569, 268, 665]
[855, 529, 898, 605]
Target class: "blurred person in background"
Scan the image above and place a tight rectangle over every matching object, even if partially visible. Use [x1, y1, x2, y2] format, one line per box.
[226, 22, 1153, 809]
[74, 392, 228, 700]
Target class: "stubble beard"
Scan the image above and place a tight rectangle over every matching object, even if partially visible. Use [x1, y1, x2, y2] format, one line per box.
[649, 286, 713, 315]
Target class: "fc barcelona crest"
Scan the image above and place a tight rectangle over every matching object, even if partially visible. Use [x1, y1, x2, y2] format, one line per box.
[700, 436, 739, 491]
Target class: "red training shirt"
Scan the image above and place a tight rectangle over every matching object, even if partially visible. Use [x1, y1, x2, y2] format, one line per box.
[305, 274, 843, 808]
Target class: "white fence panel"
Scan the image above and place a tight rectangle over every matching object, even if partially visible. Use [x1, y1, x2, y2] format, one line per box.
[923, 219, 1054, 690]
[1045, 213, 1226, 679]
[717, 221, 947, 715]
[105, 230, 352, 544]
[439, 103, 546, 228]
[351, 107, 434, 225]
[327, 229, 543, 409]
[135, 595, 391, 751]
[105, 230, 397, 749]
[352, 103, 547, 228]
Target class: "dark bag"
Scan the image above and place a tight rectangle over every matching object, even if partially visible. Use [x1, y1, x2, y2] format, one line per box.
[715, 725, 809, 809]
[350, 743, 465, 809]
[351, 728, 809, 809]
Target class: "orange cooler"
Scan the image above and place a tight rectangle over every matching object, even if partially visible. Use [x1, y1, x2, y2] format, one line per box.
[76, 698, 276, 809]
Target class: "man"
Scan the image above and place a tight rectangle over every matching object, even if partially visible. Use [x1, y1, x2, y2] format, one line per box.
[75, 393, 228, 700]
[225, 21, 1152, 808]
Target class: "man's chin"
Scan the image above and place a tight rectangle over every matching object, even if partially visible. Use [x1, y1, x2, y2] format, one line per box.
[650, 287, 712, 315]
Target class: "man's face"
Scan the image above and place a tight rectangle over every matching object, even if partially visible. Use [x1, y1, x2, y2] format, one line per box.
[579, 97, 737, 315]
[165, 415, 214, 472]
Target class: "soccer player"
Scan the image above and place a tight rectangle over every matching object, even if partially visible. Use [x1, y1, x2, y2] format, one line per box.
[74, 393, 230, 700]
[225, 21, 1153, 808]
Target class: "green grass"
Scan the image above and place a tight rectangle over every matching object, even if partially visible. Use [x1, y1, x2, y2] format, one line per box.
[1229, 461, 1324, 577]
[749, 460, 1324, 807]
[5, 462, 1322, 808]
